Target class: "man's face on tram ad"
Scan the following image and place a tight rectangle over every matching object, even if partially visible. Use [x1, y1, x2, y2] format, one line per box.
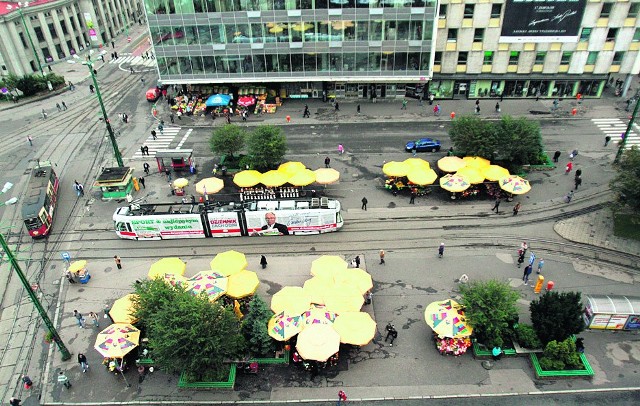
[265, 212, 277, 226]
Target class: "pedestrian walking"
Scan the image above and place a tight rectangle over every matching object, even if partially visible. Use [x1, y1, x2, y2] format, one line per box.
[9, 397, 21, 406]
[337, 390, 348, 406]
[139, 176, 145, 189]
[354, 255, 360, 268]
[492, 346, 503, 361]
[130, 67, 135, 74]
[523, 264, 533, 285]
[140, 146, 146, 156]
[22, 374, 33, 389]
[409, 189, 417, 204]
[517, 249, 525, 268]
[361, 197, 368, 210]
[260, 255, 268, 269]
[565, 161, 573, 174]
[553, 150, 561, 163]
[438, 243, 445, 258]
[151, 130, 157, 140]
[574, 175, 582, 190]
[144, 145, 150, 155]
[325, 156, 331, 168]
[379, 249, 385, 264]
[89, 84, 94, 93]
[78, 353, 89, 372]
[140, 77, 145, 85]
[521, 241, 528, 255]
[89, 311, 99, 328]
[27, 136, 33, 146]
[62, 101, 67, 110]
[401, 99, 407, 110]
[111, 40, 115, 48]
[537, 258, 544, 274]
[604, 135, 611, 146]
[58, 371, 71, 389]
[474, 105, 480, 114]
[552, 99, 559, 110]
[433, 104, 441, 115]
[158, 120, 164, 134]
[491, 197, 501, 213]
[303, 104, 310, 118]
[357, 104, 361, 114]
[338, 144, 344, 154]
[165, 167, 171, 181]
[74, 181, 84, 197]
[65, 269, 76, 284]
[56, 103, 62, 112]
[114, 255, 122, 269]
[73, 310, 85, 328]
[143, 162, 150, 174]
[41, 109, 47, 119]
[170, 112, 175, 123]
[575, 169, 582, 178]
[495, 102, 500, 112]
[570, 149, 578, 160]
[513, 202, 521, 215]
[384, 322, 397, 345]
[334, 101, 339, 111]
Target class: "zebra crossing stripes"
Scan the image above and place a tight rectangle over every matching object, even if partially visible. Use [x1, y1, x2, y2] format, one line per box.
[591, 118, 640, 149]
[131, 126, 182, 159]
[109, 55, 157, 67]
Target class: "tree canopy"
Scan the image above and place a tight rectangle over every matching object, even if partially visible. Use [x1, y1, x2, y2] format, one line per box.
[241, 295, 275, 357]
[247, 125, 287, 171]
[449, 116, 545, 170]
[530, 291, 584, 345]
[460, 279, 520, 348]
[209, 124, 247, 158]
[610, 146, 640, 210]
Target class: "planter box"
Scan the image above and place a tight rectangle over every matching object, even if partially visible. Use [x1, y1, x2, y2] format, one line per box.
[177, 364, 236, 390]
[250, 349, 290, 364]
[530, 352, 594, 379]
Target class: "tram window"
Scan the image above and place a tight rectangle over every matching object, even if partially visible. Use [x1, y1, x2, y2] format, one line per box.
[115, 222, 131, 232]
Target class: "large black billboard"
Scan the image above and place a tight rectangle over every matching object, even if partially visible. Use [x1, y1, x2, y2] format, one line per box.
[500, 0, 587, 43]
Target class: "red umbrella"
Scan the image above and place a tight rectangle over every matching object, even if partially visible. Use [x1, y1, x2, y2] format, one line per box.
[238, 96, 256, 107]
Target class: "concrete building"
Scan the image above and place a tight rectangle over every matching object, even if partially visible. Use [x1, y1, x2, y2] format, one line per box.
[0, 0, 144, 77]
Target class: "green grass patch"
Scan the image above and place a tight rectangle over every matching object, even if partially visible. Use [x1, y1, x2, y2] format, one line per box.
[613, 211, 640, 240]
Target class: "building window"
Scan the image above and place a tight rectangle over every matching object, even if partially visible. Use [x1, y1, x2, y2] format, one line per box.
[34, 26, 45, 42]
[607, 28, 618, 41]
[19, 32, 27, 48]
[600, 2, 613, 18]
[613, 51, 625, 65]
[561, 52, 572, 64]
[458, 51, 468, 64]
[535, 52, 546, 64]
[483, 51, 493, 65]
[633, 28, 640, 42]
[464, 4, 474, 18]
[439, 4, 447, 19]
[629, 3, 640, 17]
[434, 51, 442, 65]
[509, 51, 519, 65]
[580, 28, 591, 41]
[48, 23, 57, 39]
[474, 28, 484, 42]
[586, 52, 598, 65]
[491, 4, 502, 18]
[447, 29, 457, 42]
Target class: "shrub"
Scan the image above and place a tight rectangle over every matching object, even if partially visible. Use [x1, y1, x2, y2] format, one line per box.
[515, 324, 541, 349]
[538, 338, 584, 371]
[530, 291, 584, 345]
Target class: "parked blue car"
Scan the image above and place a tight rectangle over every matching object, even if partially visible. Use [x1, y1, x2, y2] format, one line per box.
[405, 138, 441, 153]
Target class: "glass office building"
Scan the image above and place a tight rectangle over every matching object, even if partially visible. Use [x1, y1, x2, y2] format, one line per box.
[144, 0, 437, 98]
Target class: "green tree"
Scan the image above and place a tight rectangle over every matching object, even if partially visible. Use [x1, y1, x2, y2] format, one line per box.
[247, 125, 287, 171]
[460, 280, 520, 348]
[449, 116, 497, 158]
[209, 124, 246, 159]
[133, 279, 246, 381]
[530, 291, 584, 345]
[538, 338, 583, 371]
[610, 146, 640, 210]
[241, 295, 276, 356]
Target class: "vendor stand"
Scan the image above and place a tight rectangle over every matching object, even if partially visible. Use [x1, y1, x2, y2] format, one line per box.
[93, 167, 135, 201]
[155, 149, 195, 173]
[68, 260, 90, 284]
[425, 299, 473, 356]
[172, 178, 188, 196]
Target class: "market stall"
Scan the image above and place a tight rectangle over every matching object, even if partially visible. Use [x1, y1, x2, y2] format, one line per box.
[93, 167, 135, 201]
[68, 260, 91, 284]
[424, 299, 473, 356]
[155, 149, 195, 173]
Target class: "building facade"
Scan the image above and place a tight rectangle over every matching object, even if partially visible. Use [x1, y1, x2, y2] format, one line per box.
[0, 0, 144, 77]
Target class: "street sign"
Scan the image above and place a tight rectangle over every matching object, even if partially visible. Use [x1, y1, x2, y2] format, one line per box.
[61, 252, 71, 262]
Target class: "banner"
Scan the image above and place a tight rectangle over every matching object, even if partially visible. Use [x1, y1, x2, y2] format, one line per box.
[500, 0, 587, 43]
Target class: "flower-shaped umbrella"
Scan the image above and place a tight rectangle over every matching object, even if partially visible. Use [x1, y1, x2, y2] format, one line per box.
[456, 166, 485, 185]
[109, 294, 139, 324]
[94, 323, 140, 359]
[287, 169, 316, 187]
[237, 96, 256, 107]
[310, 255, 348, 280]
[187, 271, 227, 302]
[261, 170, 289, 187]
[333, 312, 377, 346]
[424, 299, 473, 338]
[226, 270, 260, 299]
[173, 178, 189, 188]
[407, 168, 438, 186]
[439, 174, 471, 192]
[303, 277, 331, 305]
[499, 175, 531, 195]
[314, 168, 340, 185]
[403, 158, 430, 170]
[148, 257, 186, 279]
[462, 156, 491, 169]
[324, 283, 365, 314]
[268, 311, 303, 341]
[164, 273, 187, 286]
[210, 250, 247, 276]
[296, 324, 341, 361]
[233, 170, 262, 188]
[68, 260, 87, 274]
[196, 177, 224, 195]
[334, 268, 373, 295]
[382, 161, 410, 177]
[271, 286, 312, 315]
[483, 165, 510, 182]
[301, 305, 337, 326]
[278, 161, 306, 177]
[437, 156, 467, 172]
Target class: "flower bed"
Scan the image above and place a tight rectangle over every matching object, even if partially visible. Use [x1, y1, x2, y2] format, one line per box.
[530, 352, 594, 379]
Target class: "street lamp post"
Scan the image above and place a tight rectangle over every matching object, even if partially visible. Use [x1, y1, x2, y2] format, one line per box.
[14, 3, 45, 76]
[83, 56, 124, 167]
[0, 183, 71, 361]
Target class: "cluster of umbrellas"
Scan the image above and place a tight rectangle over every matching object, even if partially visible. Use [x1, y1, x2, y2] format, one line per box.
[268, 255, 376, 362]
[383, 158, 437, 186]
[234, 162, 340, 188]
[171, 177, 225, 195]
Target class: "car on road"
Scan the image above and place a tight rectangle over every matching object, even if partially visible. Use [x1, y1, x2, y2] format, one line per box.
[405, 138, 441, 153]
[146, 87, 161, 102]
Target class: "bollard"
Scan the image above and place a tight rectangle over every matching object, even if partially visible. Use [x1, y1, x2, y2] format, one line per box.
[571, 108, 577, 116]
[450, 111, 456, 119]
[534, 275, 544, 294]
[286, 115, 291, 123]
[545, 280, 555, 292]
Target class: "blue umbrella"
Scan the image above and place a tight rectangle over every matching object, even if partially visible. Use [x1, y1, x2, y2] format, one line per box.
[205, 94, 231, 107]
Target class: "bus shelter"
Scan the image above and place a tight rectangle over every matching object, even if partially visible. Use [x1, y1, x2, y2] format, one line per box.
[93, 167, 135, 200]
[583, 294, 640, 330]
[155, 149, 196, 173]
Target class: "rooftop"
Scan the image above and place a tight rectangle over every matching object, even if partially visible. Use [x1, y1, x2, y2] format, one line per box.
[0, 0, 57, 17]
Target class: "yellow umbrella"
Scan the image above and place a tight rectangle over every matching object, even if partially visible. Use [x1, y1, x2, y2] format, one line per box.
[314, 168, 340, 185]
[210, 250, 248, 276]
[310, 255, 348, 280]
[437, 156, 467, 172]
[68, 260, 87, 274]
[269, 25, 284, 34]
[296, 324, 340, 361]
[268, 311, 303, 341]
[226, 270, 260, 298]
[303, 277, 331, 305]
[186, 271, 228, 302]
[287, 169, 316, 186]
[334, 269, 373, 295]
[382, 161, 410, 177]
[498, 175, 531, 195]
[173, 178, 189, 188]
[94, 323, 140, 359]
[439, 174, 471, 192]
[483, 165, 510, 182]
[462, 156, 491, 169]
[195, 177, 224, 195]
[278, 161, 306, 177]
[148, 257, 186, 279]
[456, 166, 485, 184]
[324, 283, 365, 313]
[233, 170, 262, 187]
[109, 294, 139, 324]
[333, 312, 377, 346]
[291, 22, 313, 32]
[261, 170, 289, 187]
[403, 158, 430, 170]
[424, 299, 473, 338]
[301, 305, 337, 326]
[271, 286, 312, 315]
[407, 168, 438, 186]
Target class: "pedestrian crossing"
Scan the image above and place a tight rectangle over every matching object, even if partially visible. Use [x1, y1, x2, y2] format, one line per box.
[131, 126, 187, 159]
[591, 118, 640, 149]
[108, 53, 156, 68]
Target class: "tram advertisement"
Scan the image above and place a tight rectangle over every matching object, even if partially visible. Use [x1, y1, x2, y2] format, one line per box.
[129, 214, 205, 239]
[246, 209, 338, 236]
[207, 212, 242, 237]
